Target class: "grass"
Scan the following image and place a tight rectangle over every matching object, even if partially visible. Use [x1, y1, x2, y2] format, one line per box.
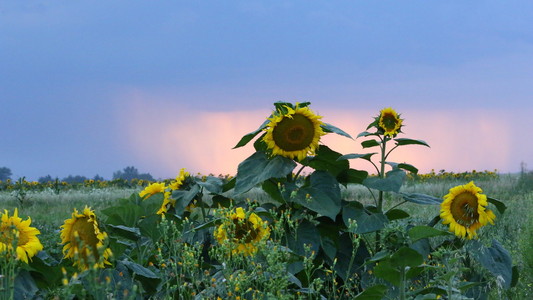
[1, 174, 532, 298]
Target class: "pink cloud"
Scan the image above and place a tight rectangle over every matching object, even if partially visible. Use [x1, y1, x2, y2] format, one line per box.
[116, 96, 517, 178]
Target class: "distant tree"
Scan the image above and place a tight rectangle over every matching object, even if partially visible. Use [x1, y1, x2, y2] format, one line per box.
[113, 166, 154, 181]
[93, 174, 105, 181]
[38, 175, 55, 183]
[62, 175, 88, 184]
[0, 167, 12, 181]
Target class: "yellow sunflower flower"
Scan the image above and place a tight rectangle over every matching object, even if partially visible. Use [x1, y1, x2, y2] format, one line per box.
[139, 182, 166, 199]
[440, 181, 496, 239]
[378, 107, 403, 137]
[60, 206, 112, 270]
[215, 207, 270, 256]
[0, 208, 43, 263]
[168, 168, 189, 191]
[263, 103, 325, 161]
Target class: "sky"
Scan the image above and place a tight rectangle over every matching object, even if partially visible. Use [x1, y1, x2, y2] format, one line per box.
[1, 1, 532, 181]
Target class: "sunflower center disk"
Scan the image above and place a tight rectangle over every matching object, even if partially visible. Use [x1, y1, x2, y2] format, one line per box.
[233, 219, 259, 243]
[272, 114, 315, 151]
[382, 114, 398, 131]
[450, 192, 479, 227]
[70, 217, 100, 257]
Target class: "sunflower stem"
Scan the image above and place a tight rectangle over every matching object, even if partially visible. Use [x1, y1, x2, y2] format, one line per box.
[376, 136, 388, 252]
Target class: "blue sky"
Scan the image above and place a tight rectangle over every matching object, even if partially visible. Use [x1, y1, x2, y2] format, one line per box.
[1, 1, 532, 180]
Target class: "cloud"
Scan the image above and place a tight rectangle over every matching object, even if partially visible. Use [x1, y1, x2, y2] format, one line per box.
[116, 94, 520, 178]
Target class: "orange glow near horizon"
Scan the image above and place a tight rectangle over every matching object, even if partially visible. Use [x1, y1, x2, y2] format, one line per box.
[117, 97, 516, 178]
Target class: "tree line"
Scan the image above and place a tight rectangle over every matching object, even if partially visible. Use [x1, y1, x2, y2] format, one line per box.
[0, 166, 154, 183]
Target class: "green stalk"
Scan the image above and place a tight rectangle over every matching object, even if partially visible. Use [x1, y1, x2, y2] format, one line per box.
[399, 266, 406, 300]
[376, 136, 387, 252]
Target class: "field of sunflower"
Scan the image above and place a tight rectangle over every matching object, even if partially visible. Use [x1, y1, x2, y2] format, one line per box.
[1, 102, 532, 299]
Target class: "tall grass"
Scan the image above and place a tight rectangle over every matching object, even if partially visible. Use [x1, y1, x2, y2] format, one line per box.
[0, 175, 531, 298]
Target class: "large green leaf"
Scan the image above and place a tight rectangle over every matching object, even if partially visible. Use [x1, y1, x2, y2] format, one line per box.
[321, 122, 353, 139]
[373, 260, 401, 286]
[172, 184, 201, 215]
[363, 169, 406, 193]
[317, 222, 340, 261]
[107, 224, 141, 241]
[261, 179, 285, 204]
[102, 201, 144, 227]
[487, 197, 506, 214]
[338, 152, 378, 162]
[408, 226, 451, 243]
[14, 270, 38, 300]
[286, 219, 320, 256]
[468, 239, 514, 289]
[401, 193, 442, 205]
[353, 284, 388, 299]
[390, 247, 424, 269]
[293, 171, 342, 220]
[343, 202, 388, 234]
[337, 168, 368, 186]
[235, 151, 296, 194]
[362, 139, 380, 149]
[394, 138, 430, 147]
[233, 119, 270, 148]
[303, 145, 349, 177]
[195, 176, 224, 194]
[121, 259, 159, 279]
[386, 209, 410, 221]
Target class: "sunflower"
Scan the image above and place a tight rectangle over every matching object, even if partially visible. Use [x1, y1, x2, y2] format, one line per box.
[168, 168, 189, 191]
[440, 181, 496, 239]
[60, 206, 112, 270]
[0, 208, 43, 263]
[139, 182, 166, 199]
[378, 107, 403, 137]
[214, 207, 270, 256]
[263, 103, 325, 161]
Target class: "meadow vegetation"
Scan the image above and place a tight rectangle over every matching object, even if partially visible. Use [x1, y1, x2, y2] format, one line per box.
[1, 102, 532, 299]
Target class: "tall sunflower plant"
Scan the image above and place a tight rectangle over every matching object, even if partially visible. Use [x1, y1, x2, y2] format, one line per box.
[231, 102, 518, 299]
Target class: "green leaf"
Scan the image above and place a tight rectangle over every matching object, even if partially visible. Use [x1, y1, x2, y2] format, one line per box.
[397, 163, 419, 174]
[468, 239, 514, 289]
[394, 138, 430, 147]
[386, 209, 410, 221]
[102, 201, 144, 227]
[353, 284, 388, 299]
[337, 168, 368, 186]
[107, 224, 141, 241]
[235, 151, 296, 194]
[343, 202, 388, 234]
[408, 226, 451, 243]
[196, 176, 224, 194]
[121, 260, 159, 279]
[357, 131, 378, 138]
[172, 184, 201, 215]
[487, 197, 506, 214]
[321, 123, 353, 139]
[14, 270, 39, 300]
[303, 145, 349, 177]
[389, 247, 424, 269]
[338, 153, 378, 162]
[401, 192, 442, 205]
[294, 171, 342, 220]
[261, 180, 284, 204]
[233, 119, 269, 148]
[138, 214, 162, 241]
[361, 139, 380, 149]
[286, 219, 320, 256]
[317, 222, 340, 261]
[363, 169, 406, 193]
[373, 260, 401, 286]
[211, 195, 234, 208]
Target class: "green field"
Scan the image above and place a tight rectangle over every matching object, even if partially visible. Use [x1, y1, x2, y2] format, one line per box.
[1, 173, 532, 299]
